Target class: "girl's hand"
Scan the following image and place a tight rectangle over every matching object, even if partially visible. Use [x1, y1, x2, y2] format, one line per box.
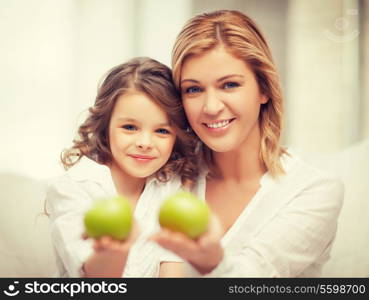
[81, 224, 139, 277]
[82, 223, 139, 254]
[151, 216, 224, 275]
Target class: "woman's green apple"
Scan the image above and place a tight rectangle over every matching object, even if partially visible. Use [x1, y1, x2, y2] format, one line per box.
[159, 190, 210, 239]
[84, 195, 133, 240]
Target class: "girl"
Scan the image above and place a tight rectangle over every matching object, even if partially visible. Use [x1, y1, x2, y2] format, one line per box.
[45, 57, 197, 277]
[153, 10, 344, 277]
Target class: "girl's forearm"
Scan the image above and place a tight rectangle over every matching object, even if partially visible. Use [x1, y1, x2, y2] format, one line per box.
[82, 252, 127, 278]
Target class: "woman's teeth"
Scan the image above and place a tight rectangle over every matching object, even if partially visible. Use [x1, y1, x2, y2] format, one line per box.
[206, 119, 231, 128]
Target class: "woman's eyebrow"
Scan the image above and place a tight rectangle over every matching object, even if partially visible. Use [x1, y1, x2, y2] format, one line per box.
[181, 74, 244, 84]
[181, 79, 199, 84]
[216, 74, 244, 82]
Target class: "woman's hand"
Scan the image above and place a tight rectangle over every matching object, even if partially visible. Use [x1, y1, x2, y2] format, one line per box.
[82, 224, 139, 277]
[151, 216, 224, 275]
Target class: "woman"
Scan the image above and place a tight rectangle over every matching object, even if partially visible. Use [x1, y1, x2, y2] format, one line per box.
[153, 10, 344, 277]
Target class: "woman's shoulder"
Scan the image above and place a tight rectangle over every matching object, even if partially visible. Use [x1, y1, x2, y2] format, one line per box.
[281, 149, 344, 186]
[275, 149, 345, 209]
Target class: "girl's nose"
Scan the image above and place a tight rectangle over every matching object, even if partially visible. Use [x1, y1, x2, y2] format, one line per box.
[135, 134, 153, 151]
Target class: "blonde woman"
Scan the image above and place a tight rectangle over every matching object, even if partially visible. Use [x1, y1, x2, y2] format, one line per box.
[153, 10, 344, 277]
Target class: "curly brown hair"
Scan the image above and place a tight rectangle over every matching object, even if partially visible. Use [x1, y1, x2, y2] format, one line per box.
[62, 57, 198, 187]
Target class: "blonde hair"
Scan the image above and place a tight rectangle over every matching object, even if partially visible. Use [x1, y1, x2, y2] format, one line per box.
[172, 10, 287, 177]
[62, 57, 198, 186]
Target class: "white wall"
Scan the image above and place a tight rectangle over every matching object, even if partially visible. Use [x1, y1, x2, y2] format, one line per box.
[0, 0, 192, 180]
[0, 0, 366, 180]
[134, 0, 193, 67]
[362, 0, 369, 138]
[0, 0, 77, 179]
[286, 0, 362, 152]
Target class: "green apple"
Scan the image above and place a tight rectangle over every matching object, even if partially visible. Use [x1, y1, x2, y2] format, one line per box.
[84, 195, 133, 240]
[158, 190, 210, 239]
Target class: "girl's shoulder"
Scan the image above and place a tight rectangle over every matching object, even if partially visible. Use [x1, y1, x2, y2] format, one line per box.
[144, 173, 183, 202]
[46, 157, 116, 204]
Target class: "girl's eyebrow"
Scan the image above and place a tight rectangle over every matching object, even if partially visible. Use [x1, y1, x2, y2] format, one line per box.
[156, 122, 171, 127]
[117, 117, 137, 122]
[117, 117, 170, 128]
[181, 74, 244, 84]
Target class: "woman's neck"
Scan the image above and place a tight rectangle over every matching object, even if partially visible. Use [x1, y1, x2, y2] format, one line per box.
[109, 163, 146, 206]
[211, 124, 266, 184]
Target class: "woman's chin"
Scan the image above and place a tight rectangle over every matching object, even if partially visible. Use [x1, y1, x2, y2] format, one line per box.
[204, 142, 238, 153]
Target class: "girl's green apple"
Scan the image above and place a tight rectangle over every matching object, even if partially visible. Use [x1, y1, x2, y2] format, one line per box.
[159, 190, 210, 239]
[84, 195, 133, 240]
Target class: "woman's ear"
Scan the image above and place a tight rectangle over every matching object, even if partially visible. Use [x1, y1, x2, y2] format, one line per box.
[260, 94, 268, 104]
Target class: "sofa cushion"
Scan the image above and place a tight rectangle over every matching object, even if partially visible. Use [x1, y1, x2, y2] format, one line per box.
[0, 174, 57, 277]
[296, 139, 369, 277]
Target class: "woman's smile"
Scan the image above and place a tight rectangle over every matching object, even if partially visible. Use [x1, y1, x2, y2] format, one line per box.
[202, 118, 236, 132]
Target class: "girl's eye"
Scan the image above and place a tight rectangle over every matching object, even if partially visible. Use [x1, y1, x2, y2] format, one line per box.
[183, 86, 202, 94]
[122, 124, 137, 131]
[156, 128, 170, 135]
[223, 82, 240, 89]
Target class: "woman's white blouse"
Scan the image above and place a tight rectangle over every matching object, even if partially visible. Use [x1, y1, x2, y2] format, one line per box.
[45, 156, 182, 277]
[185, 151, 344, 277]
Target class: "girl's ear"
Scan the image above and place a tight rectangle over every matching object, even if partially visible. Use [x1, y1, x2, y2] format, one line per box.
[180, 178, 193, 192]
[260, 94, 268, 104]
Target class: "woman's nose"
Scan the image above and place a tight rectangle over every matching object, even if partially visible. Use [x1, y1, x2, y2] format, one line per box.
[203, 90, 225, 115]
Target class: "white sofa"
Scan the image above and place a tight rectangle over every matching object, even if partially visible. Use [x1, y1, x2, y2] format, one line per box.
[0, 140, 368, 277]
[0, 173, 58, 277]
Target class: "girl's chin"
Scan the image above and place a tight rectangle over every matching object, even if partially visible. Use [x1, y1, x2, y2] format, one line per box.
[127, 170, 157, 178]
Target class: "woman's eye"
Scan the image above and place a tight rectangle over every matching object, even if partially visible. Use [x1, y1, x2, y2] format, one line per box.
[122, 124, 137, 131]
[223, 82, 240, 89]
[156, 128, 170, 135]
[183, 86, 202, 94]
